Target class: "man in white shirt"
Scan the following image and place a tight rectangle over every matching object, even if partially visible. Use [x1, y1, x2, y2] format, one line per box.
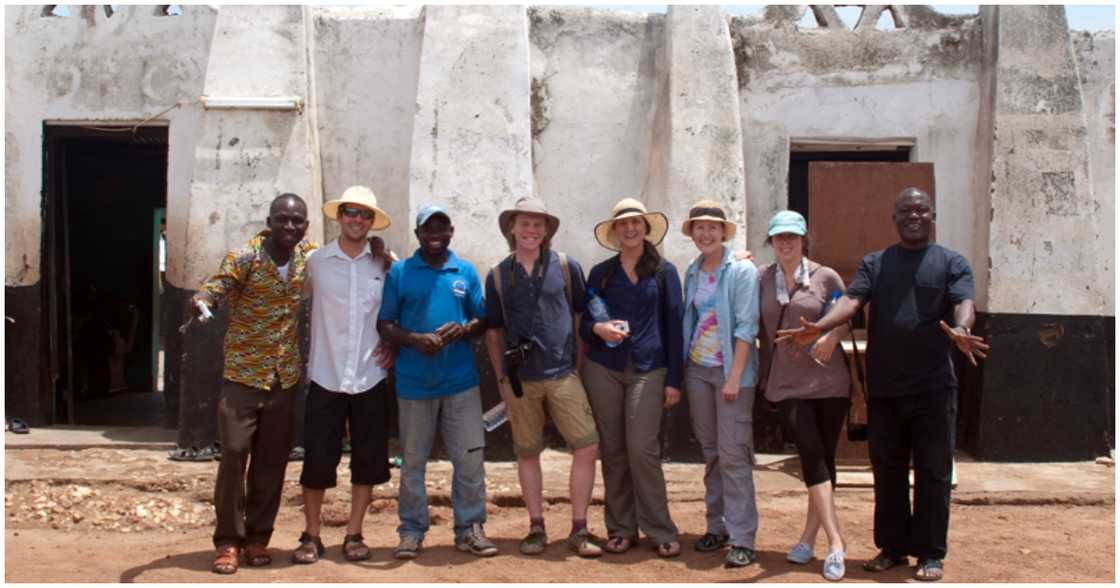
[291, 186, 395, 564]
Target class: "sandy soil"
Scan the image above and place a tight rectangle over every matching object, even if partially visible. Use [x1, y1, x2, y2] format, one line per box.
[4, 448, 1114, 583]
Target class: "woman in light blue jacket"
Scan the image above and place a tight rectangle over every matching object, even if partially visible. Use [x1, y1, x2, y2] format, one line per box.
[679, 200, 761, 568]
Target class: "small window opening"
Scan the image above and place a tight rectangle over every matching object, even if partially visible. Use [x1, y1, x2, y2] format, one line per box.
[875, 8, 897, 31]
[43, 5, 71, 17]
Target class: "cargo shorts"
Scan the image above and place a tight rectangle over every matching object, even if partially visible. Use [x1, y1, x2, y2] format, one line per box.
[507, 371, 599, 457]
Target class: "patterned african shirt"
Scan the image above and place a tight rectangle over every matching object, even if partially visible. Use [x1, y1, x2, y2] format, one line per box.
[199, 230, 319, 390]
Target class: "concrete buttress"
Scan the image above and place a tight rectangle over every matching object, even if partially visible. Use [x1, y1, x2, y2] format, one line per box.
[408, 5, 533, 272]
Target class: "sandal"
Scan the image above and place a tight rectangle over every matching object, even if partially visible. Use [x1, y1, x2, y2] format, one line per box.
[8, 417, 29, 434]
[244, 543, 271, 566]
[343, 533, 372, 561]
[657, 541, 682, 558]
[862, 550, 908, 572]
[211, 546, 240, 575]
[604, 536, 635, 554]
[291, 532, 325, 564]
[915, 558, 944, 582]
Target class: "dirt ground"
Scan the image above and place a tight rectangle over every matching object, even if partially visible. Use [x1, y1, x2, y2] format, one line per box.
[5, 447, 1115, 583]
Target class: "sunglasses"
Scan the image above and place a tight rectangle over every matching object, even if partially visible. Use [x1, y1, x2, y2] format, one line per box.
[339, 206, 374, 220]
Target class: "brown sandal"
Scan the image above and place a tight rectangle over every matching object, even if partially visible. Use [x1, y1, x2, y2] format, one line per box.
[211, 546, 240, 575]
[604, 536, 635, 554]
[291, 532, 325, 564]
[245, 543, 271, 567]
[343, 533, 372, 561]
[657, 541, 682, 558]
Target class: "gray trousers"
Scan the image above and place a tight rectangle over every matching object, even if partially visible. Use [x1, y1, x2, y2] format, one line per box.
[684, 362, 759, 548]
[582, 359, 678, 545]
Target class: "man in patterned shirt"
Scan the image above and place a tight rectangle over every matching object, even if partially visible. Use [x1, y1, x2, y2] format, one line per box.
[192, 193, 317, 575]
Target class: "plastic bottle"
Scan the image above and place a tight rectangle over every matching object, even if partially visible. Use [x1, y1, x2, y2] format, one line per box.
[586, 288, 620, 348]
[821, 290, 841, 319]
[482, 402, 509, 432]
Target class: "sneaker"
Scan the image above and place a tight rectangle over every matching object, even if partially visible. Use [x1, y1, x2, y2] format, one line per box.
[724, 545, 758, 568]
[694, 532, 730, 552]
[567, 528, 604, 558]
[520, 525, 548, 555]
[786, 542, 814, 564]
[393, 535, 422, 560]
[823, 550, 846, 581]
[456, 523, 499, 557]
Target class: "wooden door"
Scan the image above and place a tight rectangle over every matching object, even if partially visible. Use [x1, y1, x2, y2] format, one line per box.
[807, 161, 935, 462]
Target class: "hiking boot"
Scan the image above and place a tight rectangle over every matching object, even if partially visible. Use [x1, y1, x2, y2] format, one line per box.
[566, 528, 603, 558]
[725, 545, 758, 568]
[694, 532, 730, 552]
[393, 535, 422, 560]
[455, 523, 498, 557]
[520, 525, 548, 555]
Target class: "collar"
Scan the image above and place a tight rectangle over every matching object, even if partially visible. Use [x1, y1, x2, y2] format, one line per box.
[323, 238, 371, 260]
[407, 248, 462, 271]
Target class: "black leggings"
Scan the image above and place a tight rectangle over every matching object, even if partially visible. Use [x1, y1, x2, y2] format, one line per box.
[777, 397, 850, 487]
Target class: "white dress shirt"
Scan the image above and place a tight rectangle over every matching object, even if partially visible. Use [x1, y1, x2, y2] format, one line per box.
[305, 239, 387, 394]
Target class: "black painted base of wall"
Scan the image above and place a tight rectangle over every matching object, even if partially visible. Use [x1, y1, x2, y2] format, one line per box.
[5, 284, 50, 425]
[958, 312, 1114, 462]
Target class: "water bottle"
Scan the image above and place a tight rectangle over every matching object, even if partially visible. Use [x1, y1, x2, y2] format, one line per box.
[482, 402, 509, 432]
[586, 288, 620, 348]
[821, 290, 841, 319]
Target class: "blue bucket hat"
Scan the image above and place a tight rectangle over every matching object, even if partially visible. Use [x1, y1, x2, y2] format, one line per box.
[415, 205, 451, 228]
[767, 210, 807, 237]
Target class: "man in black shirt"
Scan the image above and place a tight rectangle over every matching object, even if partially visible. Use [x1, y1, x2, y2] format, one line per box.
[777, 187, 989, 582]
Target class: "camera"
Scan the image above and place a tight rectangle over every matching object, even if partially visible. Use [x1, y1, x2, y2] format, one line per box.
[502, 340, 534, 398]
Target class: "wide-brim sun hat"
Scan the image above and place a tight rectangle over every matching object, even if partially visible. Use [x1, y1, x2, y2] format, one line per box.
[498, 197, 560, 241]
[681, 199, 737, 242]
[322, 185, 391, 231]
[594, 198, 669, 251]
[767, 210, 807, 237]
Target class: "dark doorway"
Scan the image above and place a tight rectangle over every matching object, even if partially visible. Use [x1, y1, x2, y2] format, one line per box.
[42, 124, 169, 426]
[787, 147, 911, 220]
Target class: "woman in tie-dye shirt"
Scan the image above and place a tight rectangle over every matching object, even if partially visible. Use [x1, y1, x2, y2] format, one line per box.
[679, 200, 761, 568]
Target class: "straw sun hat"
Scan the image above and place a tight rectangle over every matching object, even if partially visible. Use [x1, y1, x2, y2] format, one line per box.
[593, 198, 669, 251]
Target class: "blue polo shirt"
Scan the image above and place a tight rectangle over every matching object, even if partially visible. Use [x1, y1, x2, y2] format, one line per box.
[378, 249, 486, 399]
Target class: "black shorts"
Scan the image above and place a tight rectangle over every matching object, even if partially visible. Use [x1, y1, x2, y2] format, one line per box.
[299, 379, 391, 489]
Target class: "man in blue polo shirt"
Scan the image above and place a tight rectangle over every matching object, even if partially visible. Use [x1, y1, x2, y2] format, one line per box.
[377, 205, 494, 560]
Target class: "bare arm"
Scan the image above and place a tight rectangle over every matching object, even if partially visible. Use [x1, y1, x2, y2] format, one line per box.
[484, 328, 506, 378]
[720, 338, 752, 401]
[378, 319, 442, 355]
[777, 295, 862, 347]
[938, 299, 990, 366]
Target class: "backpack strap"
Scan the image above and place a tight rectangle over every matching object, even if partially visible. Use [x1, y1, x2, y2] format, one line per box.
[557, 251, 578, 343]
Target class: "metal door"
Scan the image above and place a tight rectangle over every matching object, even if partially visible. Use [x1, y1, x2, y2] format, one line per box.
[807, 161, 935, 462]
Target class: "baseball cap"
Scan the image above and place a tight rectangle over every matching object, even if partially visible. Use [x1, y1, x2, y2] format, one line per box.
[415, 205, 451, 228]
[767, 210, 807, 237]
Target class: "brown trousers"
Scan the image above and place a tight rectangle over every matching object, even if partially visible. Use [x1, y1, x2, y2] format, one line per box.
[212, 376, 295, 549]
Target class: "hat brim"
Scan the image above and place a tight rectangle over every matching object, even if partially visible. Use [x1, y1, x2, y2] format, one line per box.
[498, 209, 560, 241]
[323, 200, 392, 231]
[681, 216, 737, 242]
[594, 211, 669, 251]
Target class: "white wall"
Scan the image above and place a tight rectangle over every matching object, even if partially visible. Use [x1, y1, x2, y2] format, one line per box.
[4, 5, 217, 286]
[311, 6, 423, 255]
[735, 19, 985, 288]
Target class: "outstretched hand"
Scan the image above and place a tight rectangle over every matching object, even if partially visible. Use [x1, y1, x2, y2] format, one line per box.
[775, 316, 822, 348]
[938, 320, 990, 366]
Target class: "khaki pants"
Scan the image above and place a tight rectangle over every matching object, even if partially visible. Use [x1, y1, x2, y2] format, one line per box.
[213, 377, 295, 549]
[582, 359, 678, 545]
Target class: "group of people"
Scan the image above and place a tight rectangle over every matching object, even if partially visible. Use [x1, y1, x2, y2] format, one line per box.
[192, 184, 989, 582]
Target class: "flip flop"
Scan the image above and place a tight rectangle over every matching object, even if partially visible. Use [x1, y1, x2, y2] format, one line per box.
[657, 541, 682, 558]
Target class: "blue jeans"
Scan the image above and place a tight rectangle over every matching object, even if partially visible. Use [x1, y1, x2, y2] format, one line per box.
[396, 386, 487, 541]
